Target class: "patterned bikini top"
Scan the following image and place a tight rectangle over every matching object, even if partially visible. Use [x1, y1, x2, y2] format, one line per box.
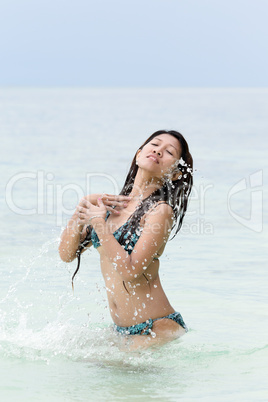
[72, 199, 169, 288]
[91, 211, 142, 255]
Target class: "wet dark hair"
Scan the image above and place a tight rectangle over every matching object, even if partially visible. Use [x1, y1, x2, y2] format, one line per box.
[72, 130, 193, 287]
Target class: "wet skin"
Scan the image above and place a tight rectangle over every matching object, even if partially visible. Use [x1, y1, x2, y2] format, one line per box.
[59, 134, 186, 345]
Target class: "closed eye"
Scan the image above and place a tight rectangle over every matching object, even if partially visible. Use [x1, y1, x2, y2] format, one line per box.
[152, 143, 173, 155]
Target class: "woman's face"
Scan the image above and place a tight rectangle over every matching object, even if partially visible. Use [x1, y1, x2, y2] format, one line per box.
[136, 134, 182, 179]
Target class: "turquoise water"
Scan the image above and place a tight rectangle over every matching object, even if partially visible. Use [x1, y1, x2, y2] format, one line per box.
[0, 88, 267, 401]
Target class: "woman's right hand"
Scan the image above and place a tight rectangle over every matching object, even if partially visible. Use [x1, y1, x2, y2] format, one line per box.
[82, 193, 131, 215]
[59, 194, 131, 263]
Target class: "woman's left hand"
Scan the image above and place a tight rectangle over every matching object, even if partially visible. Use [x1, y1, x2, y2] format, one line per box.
[77, 197, 107, 226]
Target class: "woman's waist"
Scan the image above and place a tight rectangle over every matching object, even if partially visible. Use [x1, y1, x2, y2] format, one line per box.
[105, 276, 164, 303]
[108, 295, 174, 327]
[111, 305, 175, 327]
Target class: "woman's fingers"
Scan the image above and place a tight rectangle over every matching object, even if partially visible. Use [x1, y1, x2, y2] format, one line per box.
[104, 200, 128, 208]
[104, 194, 131, 201]
[79, 198, 92, 209]
[102, 194, 131, 209]
[77, 211, 87, 224]
[77, 194, 131, 220]
[106, 206, 120, 214]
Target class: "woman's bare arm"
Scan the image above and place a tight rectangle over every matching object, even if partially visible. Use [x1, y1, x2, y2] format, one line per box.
[90, 201, 174, 282]
[58, 193, 131, 262]
[58, 209, 87, 262]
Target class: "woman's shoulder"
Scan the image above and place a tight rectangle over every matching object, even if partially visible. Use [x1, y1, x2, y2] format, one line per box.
[149, 200, 174, 215]
[141, 201, 174, 227]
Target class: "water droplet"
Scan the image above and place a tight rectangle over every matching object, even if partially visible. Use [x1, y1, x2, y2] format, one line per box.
[146, 294, 150, 298]
[153, 284, 157, 288]
[142, 303, 146, 308]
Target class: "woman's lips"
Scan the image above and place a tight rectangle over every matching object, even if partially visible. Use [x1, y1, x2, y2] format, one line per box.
[147, 155, 159, 164]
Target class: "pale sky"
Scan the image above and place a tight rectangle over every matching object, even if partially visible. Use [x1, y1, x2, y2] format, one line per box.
[0, 0, 267, 86]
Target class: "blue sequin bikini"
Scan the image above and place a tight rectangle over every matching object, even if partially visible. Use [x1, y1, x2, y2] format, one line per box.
[114, 312, 188, 336]
[90, 211, 141, 254]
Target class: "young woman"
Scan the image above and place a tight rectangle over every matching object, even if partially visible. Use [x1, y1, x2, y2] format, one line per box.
[59, 130, 193, 348]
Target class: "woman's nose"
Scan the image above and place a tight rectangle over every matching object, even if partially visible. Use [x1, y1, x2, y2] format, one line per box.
[153, 149, 162, 156]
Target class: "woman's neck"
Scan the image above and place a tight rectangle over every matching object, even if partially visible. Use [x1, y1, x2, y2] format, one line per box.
[130, 168, 163, 201]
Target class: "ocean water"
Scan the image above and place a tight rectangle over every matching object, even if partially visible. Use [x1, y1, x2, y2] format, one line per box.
[0, 88, 267, 401]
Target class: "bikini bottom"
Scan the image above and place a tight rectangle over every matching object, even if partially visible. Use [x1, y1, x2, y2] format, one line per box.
[114, 311, 188, 336]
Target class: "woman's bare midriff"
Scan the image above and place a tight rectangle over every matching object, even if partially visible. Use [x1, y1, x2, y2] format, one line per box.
[97, 246, 175, 327]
